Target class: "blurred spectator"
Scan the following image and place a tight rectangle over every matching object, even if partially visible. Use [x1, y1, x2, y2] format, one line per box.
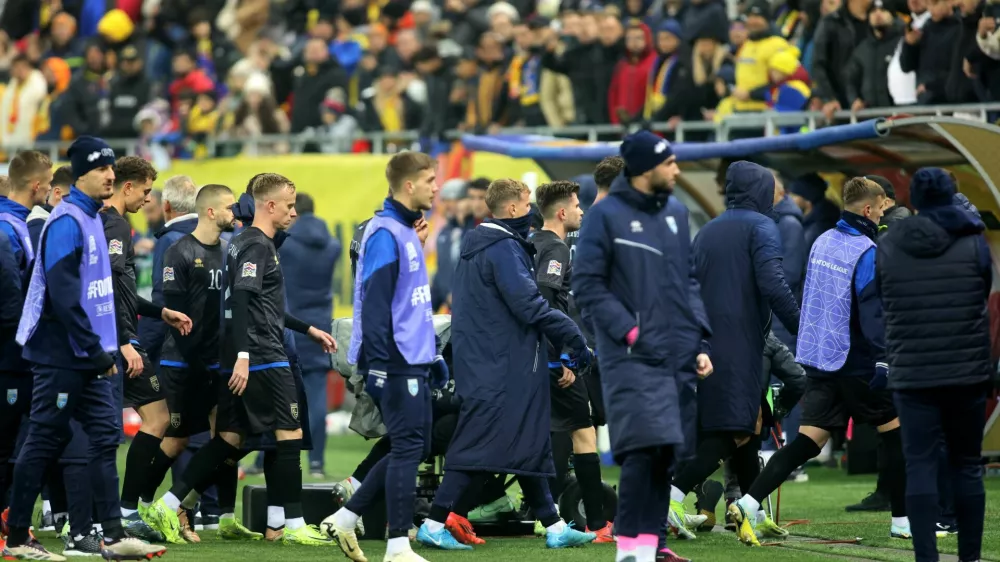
[188, 7, 239, 89]
[318, 87, 358, 154]
[186, 91, 219, 157]
[168, 49, 215, 119]
[976, 4, 1000, 59]
[901, 0, 960, 104]
[142, 188, 165, 234]
[729, 20, 749, 53]
[45, 12, 84, 70]
[683, 0, 731, 43]
[655, 25, 733, 132]
[810, 0, 871, 114]
[432, 178, 469, 312]
[331, 14, 365, 77]
[0, 54, 47, 147]
[35, 57, 72, 141]
[394, 29, 423, 71]
[215, 0, 268, 53]
[789, 173, 841, 250]
[97, 9, 137, 53]
[225, 73, 290, 154]
[948, 0, 988, 104]
[887, 0, 929, 105]
[61, 41, 110, 136]
[290, 37, 347, 134]
[846, 1, 902, 111]
[464, 32, 506, 132]
[413, 45, 455, 150]
[765, 50, 812, 132]
[727, 1, 793, 119]
[542, 11, 619, 125]
[487, 2, 521, 43]
[104, 45, 151, 139]
[497, 18, 556, 128]
[608, 20, 655, 125]
[644, 19, 682, 121]
[536, 25, 576, 128]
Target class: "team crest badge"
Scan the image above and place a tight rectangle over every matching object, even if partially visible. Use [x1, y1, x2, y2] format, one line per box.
[108, 239, 123, 255]
[6, 389, 16, 405]
[170, 413, 182, 428]
[150, 376, 160, 392]
[56, 393, 68, 409]
[290, 403, 299, 420]
[666, 216, 678, 235]
[407, 378, 419, 397]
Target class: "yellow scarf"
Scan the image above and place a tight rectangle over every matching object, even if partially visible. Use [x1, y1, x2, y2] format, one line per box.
[375, 95, 402, 132]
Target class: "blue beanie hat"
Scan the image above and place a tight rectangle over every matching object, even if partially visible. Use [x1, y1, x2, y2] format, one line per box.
[620, 131, 674, 178]
[910, 167, 955, 211]
[68, 136, 116, 180]
[657, 19, 682, 40]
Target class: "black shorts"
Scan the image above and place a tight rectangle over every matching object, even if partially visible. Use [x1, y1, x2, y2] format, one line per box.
[217, 366, 301, 435]
[800, 373, 897, 430]
[121, 349, 164, 409]
[550, 368, 594, 433]
[160, 365, 218, 438]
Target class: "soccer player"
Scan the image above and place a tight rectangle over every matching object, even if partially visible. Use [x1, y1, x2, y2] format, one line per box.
[102, 156, 193, 540]
[326, 152, 445, 562]
[147, 183, 261, 542]
[573, 132, 712, 562]
[9, 136, 165, 560]
[729, 177, 911, 544]
[146, 173, 336, 547]
[414, 178, 595, 555]
[26, 166, 73, 249]
[0, 150, 52, 513]
[531, 180, 612, 541]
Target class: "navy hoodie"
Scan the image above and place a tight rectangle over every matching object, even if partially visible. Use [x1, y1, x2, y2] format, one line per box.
[0, 196, 31, 372]
[137, 214, 198, 363]
[279, 213, 341, 372]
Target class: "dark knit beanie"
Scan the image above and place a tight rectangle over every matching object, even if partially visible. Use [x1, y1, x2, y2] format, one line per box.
[620, 131, 674, 178]
[910, 167, 956, 211]
[789, 173, 827, 204]
[865, 174, 895, 200]
[68, 136, 116, 180]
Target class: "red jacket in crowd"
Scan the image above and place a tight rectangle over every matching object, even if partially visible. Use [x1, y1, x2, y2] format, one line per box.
[608, 22, 656, 125]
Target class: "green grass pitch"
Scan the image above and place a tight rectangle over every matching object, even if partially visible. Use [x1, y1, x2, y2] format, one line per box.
[31, 433, 1000, 561]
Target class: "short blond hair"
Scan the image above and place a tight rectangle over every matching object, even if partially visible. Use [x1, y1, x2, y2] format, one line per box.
[486, 178, 529, 214]
[0, 175, 10, 196]
[842, 177, 885, 208]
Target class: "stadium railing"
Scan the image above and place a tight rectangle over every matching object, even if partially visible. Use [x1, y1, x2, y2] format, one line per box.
[27, 102, 1000, 158]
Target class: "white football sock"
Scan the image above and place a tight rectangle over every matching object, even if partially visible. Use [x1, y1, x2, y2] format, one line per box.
[670, 486, 686, 504]
[221, 513, 234, 520]
[635, 544, 657, 562]
[756, 510, 767, 524]
[285, 517, 305, 531]
[892, 516, 910, 528]
[161, 492, 181, 512]
[546, 520, 566, 534]
[739, 496, 760, 516]
[423, 519, 445, 533]
[43, 500, 51, 513]
[386, 536, 411, 555]
[267, 506, 285, 529]
[333, 508, 359, 530]
[121, 508, 137, 518]
[139, 500, 150, 509]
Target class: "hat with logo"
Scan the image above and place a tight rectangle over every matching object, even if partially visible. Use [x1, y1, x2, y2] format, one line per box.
[620, 130, 675, 177]
[68, 136, 116, 180]
[120, 44, 140, 61]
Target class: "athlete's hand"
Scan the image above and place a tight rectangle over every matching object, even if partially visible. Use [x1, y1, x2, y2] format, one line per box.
[695, 353, 713, 379]
[557, 366, 575, 389]
[105, 364, 118, 377]
[121, 343, 144, 378]
[229, 358, 249, 396]
[162, 308, 192, 336]
[307, 326, 337, 353]
[414, 218, 430, 246]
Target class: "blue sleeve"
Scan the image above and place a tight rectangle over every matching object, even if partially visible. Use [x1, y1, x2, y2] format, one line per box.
[752, 221, 801, 334]
[28, 221, 43, 251]
[0, 221, 24, 269]
[571, 209, 636, 343]
[687, 251, 712, 354]
[43, 216, 111, 363]
[854, 246, 885, 359]
[488, 240, 586, 355]
[360, 229, 399, 373]
[0, 231, 21, 333]
[777, 215, 806, 294]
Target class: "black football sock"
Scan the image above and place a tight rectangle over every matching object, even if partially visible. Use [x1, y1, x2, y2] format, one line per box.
[101, 517, 126, 542]
[549, 432, 573, 501]
[672, 434, 739, 494]
[216, 454, 241, 515]
[171, 436, 236, 501]
[121, 431, 162, 510]
[141, 448, 176, 504]
[879, 428, 907, 518]
[275, 440, 304, 528]
[731, 434, 762, 496]
[747, 435, 821, 503]
[574, 452, 607, 530]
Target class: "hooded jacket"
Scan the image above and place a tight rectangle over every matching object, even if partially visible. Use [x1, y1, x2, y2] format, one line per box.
[279, 213, 341, 373]
[446, 218, 586, 476]
[877, 202, 912, 238]
[137, 213, 198, 364]
[608, 22, 657, 124]
[845, 20, 904, 109]
[572, 174, 709, 454]
[692, 161, 800, 433]
[878, 205, 992, 390]
[772, 195, 806, 348]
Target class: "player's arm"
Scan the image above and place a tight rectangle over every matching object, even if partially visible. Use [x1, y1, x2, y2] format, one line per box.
[535, 241, 570, 315]
[0, 231, 21, 340]
[0, 221, 25, 271]
[360, 229, 399, 373]
[854, 246, 885, 361]
[162, 246, 203, 370]
[230, 242, 270, 363]
[43, 216, 115, 372]
[103, 214, 134, 347]
[571, 209, 635, 344]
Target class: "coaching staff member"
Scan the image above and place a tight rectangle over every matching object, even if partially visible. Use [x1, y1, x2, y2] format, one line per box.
[878, 168, 992, 562]
[573, 131, 712, 562]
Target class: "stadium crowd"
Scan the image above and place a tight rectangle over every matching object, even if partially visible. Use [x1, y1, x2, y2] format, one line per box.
[0, 0, 998, 155]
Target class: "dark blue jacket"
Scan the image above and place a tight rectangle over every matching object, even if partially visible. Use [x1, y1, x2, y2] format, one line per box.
[803, 198, 841, 253]
[692, 162, 800, 434]
[572, 175, 707, 455]
[431, 217, 467, 310]
[446, 218, 585, 476]
[772, 195, 806, 349]
[22, 187, 116, 373]
[0, 197, 30, 373]
[359, 198, 430, 377]
[279, 213, 341, 373]
[819, 213, 885, 377]
[137, 214, 198, 364]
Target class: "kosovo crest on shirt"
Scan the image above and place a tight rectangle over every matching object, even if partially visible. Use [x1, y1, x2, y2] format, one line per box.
[408, 378, 419, 397]
[6, 388, 16, 405]
[56, 392, 68, 409]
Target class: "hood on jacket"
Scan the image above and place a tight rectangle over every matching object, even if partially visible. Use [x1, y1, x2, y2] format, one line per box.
[27, 205, 51, 223]
[625, 21, 655, 60]
[774, 195, 803, 222]
[724, 161, 775, 214]
[608, 173, 671, 214]
[155, 213, 198, 239]
[890, 207, 984, 258]
[460, 218, 532, 259]
[288, 214, 333, 248]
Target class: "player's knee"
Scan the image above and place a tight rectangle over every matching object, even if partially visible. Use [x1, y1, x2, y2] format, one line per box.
[138, 401, 170, 436]
[876, 418, 900, 433]
[571, 427, 598, 454]
[797, 426, 830, 449]
[161, 437, 188, 458]
[275, 428, 303, 442]
[733, 433, 751, 448]
[390, 433, 426, 462]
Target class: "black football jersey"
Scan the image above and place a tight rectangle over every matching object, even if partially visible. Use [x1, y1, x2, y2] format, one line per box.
[222, 227, 287, 367]
[161, 234, 225, 367]
[102, 206, 138, 346]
